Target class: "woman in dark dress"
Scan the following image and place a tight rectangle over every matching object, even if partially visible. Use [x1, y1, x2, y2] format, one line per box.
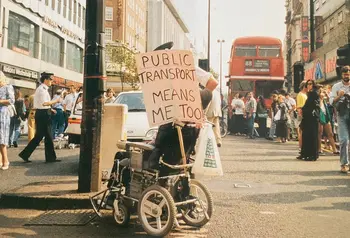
[298, 80, 320, 161]
[256, 95, 268, 138]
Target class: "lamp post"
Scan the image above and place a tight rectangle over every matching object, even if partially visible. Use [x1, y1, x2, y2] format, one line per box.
[217, 39, 225, 95]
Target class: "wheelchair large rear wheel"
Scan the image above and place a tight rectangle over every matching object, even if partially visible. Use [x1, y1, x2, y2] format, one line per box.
[182, 179, 213, 227]
[138, 185, 176, 237]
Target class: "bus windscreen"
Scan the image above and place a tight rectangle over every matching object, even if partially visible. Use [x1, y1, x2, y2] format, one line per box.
[235, 46, 256, 57]
[258, 46, 281, 57]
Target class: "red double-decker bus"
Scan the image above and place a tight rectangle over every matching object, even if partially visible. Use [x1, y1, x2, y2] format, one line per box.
[227, 36, 284, 108]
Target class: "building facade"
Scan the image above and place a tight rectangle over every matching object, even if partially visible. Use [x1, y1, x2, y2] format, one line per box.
[0, 0, 85, 95]
[284, 0, 350, 91]
[105, 0, 147, 53]
[147, 0, 191, 52]
[304, 0, 350, 84]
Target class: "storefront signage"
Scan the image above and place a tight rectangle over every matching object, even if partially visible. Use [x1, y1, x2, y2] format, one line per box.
[301, 16, 310, 63]
[315, 16, 323, 49]
[43, 16, 58, 29]
[1, 64, 38, 80]
[304, 49, 337, 82]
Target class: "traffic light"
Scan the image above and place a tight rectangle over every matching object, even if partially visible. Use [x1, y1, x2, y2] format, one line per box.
[336, 44, 350, 67]
[198, 59, 209, 72]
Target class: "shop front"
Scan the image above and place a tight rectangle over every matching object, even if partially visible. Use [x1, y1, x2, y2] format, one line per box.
[304, 48, 338, 85]
[0, 63, 38, 96]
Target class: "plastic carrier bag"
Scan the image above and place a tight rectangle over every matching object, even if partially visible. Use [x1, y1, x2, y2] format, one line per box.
[192, 123, 223, 176]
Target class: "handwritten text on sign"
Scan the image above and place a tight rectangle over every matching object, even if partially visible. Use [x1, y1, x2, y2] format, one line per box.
[136, 50, 203, 127]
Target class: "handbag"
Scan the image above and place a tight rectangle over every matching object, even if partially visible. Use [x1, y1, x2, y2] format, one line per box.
[8, 104, 17, 117]
[273, 110, 281, 121]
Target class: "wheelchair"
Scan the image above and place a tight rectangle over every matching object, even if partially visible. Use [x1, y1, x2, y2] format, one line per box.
[90, 120, 213, 237]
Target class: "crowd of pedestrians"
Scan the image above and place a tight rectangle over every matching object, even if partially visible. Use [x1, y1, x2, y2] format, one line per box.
[0, 70, 82, 170]
[226, 65, 350, 174]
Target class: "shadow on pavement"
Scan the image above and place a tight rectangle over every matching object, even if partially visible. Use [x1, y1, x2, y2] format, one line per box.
[227, 169, 341, 177]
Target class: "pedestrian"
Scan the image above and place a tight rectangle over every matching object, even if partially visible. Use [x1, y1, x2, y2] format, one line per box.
[231, 94, 245, 135]
[267, 93, 279, 140]
[297, 80, 320, 161]
[206, 90, 222, 147]
[0, 71, 15, 170]
[105, 88, 115, 103]
[256, 95, 268, 138]
[51, 89, 65, 139]
[275, 95, 288, 143]
[296, 81, 308, 151]
[330, 65, 350, 173]
[19, 72, 61, 163]
[284, 92, 297, 140]
[26, 94, 36, 141]
[63, 85, 78, 131]
[318, 88, 339, 155]
[9, 89, 26, 147]
[245, 92, 257, 139]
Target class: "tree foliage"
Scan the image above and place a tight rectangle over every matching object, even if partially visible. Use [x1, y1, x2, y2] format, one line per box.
[105, 43, 140, 90]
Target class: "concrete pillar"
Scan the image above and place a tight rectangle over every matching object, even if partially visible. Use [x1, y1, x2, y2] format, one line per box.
[62, 39, 67, 68]
[36, 26, 43, 60]
[2, 8, 9, 48]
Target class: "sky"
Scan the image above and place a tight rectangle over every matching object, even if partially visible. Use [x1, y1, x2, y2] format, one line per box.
[173, 0, 286, 80]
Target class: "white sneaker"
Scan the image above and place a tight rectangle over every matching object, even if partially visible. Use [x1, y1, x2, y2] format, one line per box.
[1, 163, 9, 170]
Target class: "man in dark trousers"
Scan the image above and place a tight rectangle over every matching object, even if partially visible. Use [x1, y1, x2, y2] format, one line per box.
[19, 72, 61, 163]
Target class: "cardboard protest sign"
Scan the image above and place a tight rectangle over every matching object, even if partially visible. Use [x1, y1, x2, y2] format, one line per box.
[135, 50, 203, 127]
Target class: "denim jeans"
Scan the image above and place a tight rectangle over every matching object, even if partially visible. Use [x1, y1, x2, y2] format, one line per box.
[337, 112, 350, 166]
[246, 113, 256, 137]
[269, 120, 276, 139]
[52, 109, 65, 139]
[9, 117, 21, 145]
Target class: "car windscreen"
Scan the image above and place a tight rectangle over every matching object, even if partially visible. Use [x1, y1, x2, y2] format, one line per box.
[114, 93, 146, 112]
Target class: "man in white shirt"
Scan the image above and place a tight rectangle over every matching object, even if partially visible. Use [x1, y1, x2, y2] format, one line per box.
[63, 85, 77, 131]
[206, 90, 222, 147]
[19, 72, 61, 163]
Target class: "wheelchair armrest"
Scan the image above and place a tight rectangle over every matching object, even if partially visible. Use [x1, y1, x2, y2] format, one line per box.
[117, 141, 155, 151]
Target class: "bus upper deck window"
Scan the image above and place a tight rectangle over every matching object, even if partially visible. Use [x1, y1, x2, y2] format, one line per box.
[235, 46, 256, 57]
[258, 46, 281, 57]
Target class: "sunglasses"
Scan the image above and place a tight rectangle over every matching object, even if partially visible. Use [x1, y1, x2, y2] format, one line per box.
[342, 68, 350, 73]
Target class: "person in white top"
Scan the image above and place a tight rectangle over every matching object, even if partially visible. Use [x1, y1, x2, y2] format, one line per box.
[19, 72, 61, 163]
[231, 94, 245, 135]
[206, 90, 222, 147]
[63, 85, 77, 131]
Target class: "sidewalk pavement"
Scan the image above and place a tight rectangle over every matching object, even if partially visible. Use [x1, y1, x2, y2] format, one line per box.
[0, 138, 93, 210]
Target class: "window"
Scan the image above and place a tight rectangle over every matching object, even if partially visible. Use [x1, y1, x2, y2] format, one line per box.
[82, 7, 86, 29]
[57, 0, 61, 14]
[235, 46, 256, 57]
[45, 0, 49, 6]
[41, 30, 62, 66]
[7, 12, 36, 57]
[52, 0, 55, 10]
[315, 0, 320, 10]
[105, 28, 112, 41]
[255, 81, 284, 99]
[258, 46, 281, 57]
[68, 0, 72, 21]
[115, 93, 146, 112]
[105, 7, 113, 20]
[338, 11, 343, 23]
[330, 18, 334, 29]
[66, 42, 83, 73]
[78, 4, 81, 27]
[73, 0, 77, 24]
[323, 24, 327, 34]
[231, 80, 254, 93]
[63, 0, 67, 18]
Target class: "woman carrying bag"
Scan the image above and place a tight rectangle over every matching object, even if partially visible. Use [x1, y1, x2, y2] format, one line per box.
[256, 95, 268, 138]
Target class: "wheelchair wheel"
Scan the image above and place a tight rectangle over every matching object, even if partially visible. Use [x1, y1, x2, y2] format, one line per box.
[182, 179, 213, 227]
[138, 185, 176, 237]
[113, 202, 130, 227]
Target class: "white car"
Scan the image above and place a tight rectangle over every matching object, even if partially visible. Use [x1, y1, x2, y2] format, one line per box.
[65, 91, 154, 143]
[113, 91, 152, 141]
